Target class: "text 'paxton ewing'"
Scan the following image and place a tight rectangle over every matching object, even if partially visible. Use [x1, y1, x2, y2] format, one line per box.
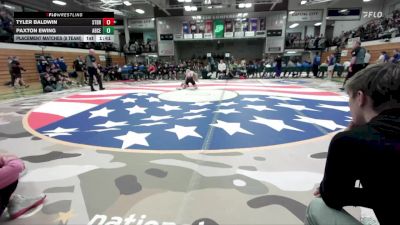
[88, 214, 210, 225]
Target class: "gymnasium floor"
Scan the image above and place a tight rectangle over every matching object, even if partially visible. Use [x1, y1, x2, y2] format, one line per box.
[0, 79, 366, 225]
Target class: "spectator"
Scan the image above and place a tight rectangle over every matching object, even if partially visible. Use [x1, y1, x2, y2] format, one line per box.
[11, 57, 29, 88]
[85, 49, 104, 91]
[327, 53, 336, 79]
[218, 59, 227, 78]
[390, 49, 400, 63]
[341, 41, 366, 90]
[0, 154, 46, 219]
[364, 50, 371, 68]
[7, 56, 14, 87]
[302, 59, 312, 77]
[58, 57, 67, 73]
[312, 52, 321, 78]
[41, 72, 58, 92]
[73, 56, 85, 87]
[37, 56, 49, 74]
[376, 51, 389, 64]
[148, 63, 157, 80]
[275, 56, 282, 78]
[306, 63, 400, 225]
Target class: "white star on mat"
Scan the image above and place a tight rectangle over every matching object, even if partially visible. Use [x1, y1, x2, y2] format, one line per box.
[219, 101, 238, 107]
[191, 102, 212, 106]
[242, 97, 264, 102]
[126, 105, 147, 115]
[135, 121, 167, 127]
[317, 104, 350, 112]
[46, 133, 73, 137]
[120, 98, 137, 103]
[250, 116, 303, 132]
[94, 121, 129, 128]
[142, 115, 173, 121]
[185, 108, 209, 114]
[43, 127, 78, 137]
[244, 105, 276, 112]
[294, 115, 346, 130]
[114, 131, 151, 149]
[158, 104, 182, 112]
[178, 114, 206, 120]
[88, 128, 121, 132]
[134, 93, 148, 96]
[266, 96, 300, 101]
[210, 120, 254, 136]
[89, 107, 114, 119]
[44, 127, 78, 133]
[214, 108, 240, 115]
[146, 97, 161, 102]
[275, 103, 319, 111]
[166, 125, 202, 140]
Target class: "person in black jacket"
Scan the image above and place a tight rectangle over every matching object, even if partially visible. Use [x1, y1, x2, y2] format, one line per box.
[85, 49, 104, 91]
[306, 63, 400, 225]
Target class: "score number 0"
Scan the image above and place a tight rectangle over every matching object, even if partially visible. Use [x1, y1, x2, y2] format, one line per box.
[102, 18, 114, 26]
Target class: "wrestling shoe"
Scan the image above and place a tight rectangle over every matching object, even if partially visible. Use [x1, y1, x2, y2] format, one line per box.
[8, 194, 46, 220]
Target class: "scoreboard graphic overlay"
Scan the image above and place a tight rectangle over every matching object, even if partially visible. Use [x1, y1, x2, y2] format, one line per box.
[24, 82, 351, 152]
[14, 12, 114, 42]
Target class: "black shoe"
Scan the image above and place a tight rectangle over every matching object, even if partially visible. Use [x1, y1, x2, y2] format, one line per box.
[100, 87, 105, 90]
[91, 89, 97, 92]
[339, 87, 345, 91]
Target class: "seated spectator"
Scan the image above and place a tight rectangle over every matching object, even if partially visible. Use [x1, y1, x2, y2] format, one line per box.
[0, 154, 46, 219]
[390, 49, 400, 63]
[217, 59, 227, 79]
[41, 73, 58, 92]
[58, 57, 67, 73]
[302, 60, 312, 77]
[305, 63, 400, 225]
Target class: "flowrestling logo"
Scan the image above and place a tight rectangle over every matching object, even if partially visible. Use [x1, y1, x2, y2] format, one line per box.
[363, 11, 383, 18]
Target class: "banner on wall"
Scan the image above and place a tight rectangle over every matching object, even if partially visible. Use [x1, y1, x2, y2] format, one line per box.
[327, 8, 361, 20]
[182, 21, 190, 34]
[129, 19, 155, 29]
[288, 10, 323, 22]
[205, 20, 213, 33]
[250, 18, 258, 31]
[225, 20, 233, 32]
[198, 21, 205, 33]
[242, 18, 249, 32]
[234, 20, 242, 32]
[214, 19, 224, 38]
[190, 21, 197, 33]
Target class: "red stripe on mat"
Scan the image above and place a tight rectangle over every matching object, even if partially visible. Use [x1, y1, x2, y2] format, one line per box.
[27, 112, 64, 130]
[223, 88, 341, 96]
[55, 99, 112, 105]
[66, 93, 125, 98]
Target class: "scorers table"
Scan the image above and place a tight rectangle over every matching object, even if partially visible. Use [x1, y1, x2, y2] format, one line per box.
[13, 12, 115, 43]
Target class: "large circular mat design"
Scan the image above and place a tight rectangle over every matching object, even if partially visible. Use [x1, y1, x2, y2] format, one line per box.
[24, 81, 350, 152]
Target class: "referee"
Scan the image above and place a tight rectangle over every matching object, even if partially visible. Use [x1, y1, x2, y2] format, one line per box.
[85, 49, 104, 91]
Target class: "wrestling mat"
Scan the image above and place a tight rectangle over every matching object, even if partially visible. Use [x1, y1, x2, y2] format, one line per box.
[0, 79, 370, 225]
